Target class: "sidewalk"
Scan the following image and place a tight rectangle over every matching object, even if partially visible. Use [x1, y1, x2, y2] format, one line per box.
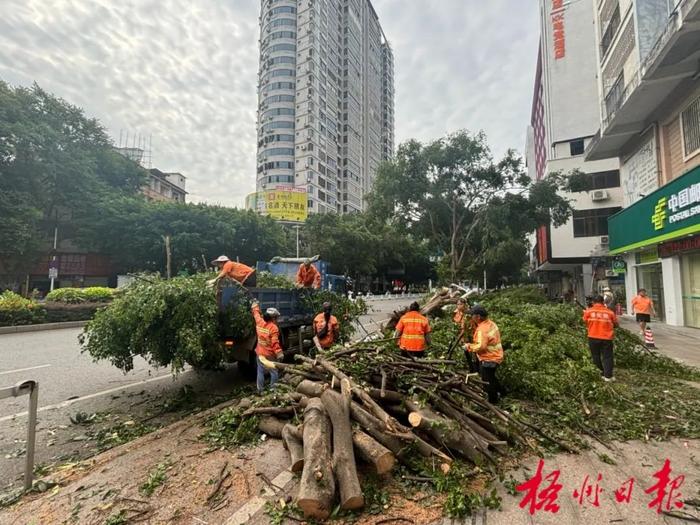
[619, 316, 700, 369]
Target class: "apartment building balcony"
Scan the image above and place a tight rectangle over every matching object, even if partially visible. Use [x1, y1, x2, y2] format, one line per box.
[587, 0, 700, 161]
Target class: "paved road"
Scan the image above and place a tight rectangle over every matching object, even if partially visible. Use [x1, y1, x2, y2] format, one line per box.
[0, 296, 413, 490]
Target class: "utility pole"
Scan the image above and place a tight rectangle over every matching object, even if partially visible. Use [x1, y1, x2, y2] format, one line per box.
[293, 225, 301, 258]
[483, 269, 487, 292]
[49, 226, 58, 292]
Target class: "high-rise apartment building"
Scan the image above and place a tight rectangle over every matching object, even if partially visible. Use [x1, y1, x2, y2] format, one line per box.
[255, 0, 394, 215]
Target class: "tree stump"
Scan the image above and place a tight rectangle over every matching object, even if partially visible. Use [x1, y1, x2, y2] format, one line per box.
[297, 398, 335, 519]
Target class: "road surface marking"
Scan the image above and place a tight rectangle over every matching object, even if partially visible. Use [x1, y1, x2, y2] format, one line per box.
[224, 469, 295, 525]
[0, 369, 193, 423]
[0, 364, 52, 376]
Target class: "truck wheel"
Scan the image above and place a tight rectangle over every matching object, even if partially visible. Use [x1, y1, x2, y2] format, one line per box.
[237, 352, 257, 380]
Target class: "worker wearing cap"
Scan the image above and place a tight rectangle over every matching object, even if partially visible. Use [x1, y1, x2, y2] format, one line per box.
[212, 255, 256, 287]
[394, 302, 431, 359]
[583, 295, 619, 382]
[251, 302, 283, 394]
[296, 259, 321, 289]
[314, 302, 340, 349]
[466, 305, 504, 404]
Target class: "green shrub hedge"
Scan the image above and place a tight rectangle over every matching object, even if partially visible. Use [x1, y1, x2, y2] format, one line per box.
[45, 303, 109, 323]
[46, 287, 115, 304]
[0, 291, 47, 326]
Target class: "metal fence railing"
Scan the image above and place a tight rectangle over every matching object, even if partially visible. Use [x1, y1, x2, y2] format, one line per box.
[0, 380, 39, 490]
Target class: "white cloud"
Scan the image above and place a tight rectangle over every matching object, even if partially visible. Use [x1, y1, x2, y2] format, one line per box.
[0, 0, 539, 207]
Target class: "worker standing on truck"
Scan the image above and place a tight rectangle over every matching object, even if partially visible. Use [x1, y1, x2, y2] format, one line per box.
[251, 302, 283, 394]
[314, 302, 340, 350]
[211, 255, 256, 287]
[631, 288, 656, 336]
[394, 302, 431, 359]
[583, 295, 618, 382]
[466, 305, 503, 404]
[296, 259, 321, 289]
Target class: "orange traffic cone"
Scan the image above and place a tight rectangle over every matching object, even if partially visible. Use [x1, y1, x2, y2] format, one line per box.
[644, 328, 656, 348]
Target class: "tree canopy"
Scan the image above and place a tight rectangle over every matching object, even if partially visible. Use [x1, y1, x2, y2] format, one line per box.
[367, 130, 574, 284]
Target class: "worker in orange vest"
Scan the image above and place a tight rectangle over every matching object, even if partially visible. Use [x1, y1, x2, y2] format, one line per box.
[251, 302, 283, 394]
[583, 294, 619, 382]
[466, 305, 504, 403]
[296, 259, 321, 289]
[211, 255, 256, 287]
[631, 288, 656, 336]
[394, 302, 431, 359]
[313, 302, 340, 350]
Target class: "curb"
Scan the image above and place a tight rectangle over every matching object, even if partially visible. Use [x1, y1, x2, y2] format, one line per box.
[0, 321, 88, 335]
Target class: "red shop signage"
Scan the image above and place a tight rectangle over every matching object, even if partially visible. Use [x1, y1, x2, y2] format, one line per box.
[659, 235, 700, 257]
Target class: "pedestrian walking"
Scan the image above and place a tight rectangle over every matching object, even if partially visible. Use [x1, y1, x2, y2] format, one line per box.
[583, 295, 619, 382]
[631, 288, 656, 336]
[603, 287, 614, 309]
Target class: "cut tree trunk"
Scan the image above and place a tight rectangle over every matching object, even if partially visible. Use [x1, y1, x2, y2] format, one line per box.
[352, 429, 395, 475]
[258, 416, 286, 439]
[297, 398, 335, 520]
[406, 402, 487, 464]
[282, 424, 304, 473]
[320, 387, 364, 510]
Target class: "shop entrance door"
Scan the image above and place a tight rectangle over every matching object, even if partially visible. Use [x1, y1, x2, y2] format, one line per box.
[636, 263, 665, 322]
[681, 253, 700, 328]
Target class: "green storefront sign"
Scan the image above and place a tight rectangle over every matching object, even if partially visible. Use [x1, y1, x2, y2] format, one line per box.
[608, 165, 700, 254]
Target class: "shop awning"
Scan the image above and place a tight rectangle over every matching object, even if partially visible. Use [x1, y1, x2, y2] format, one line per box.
[608, 165, 700, 255]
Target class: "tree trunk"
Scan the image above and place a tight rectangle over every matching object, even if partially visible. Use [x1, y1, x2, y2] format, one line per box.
[320, 388, 364, 510]
[406, 402, 487, 464]
[296, 379, 328, 398]
[352, 429, 395, 475]
[282, 424, 304, 473]
[297, 398, 335, 520]
[258, 416, 286, 439]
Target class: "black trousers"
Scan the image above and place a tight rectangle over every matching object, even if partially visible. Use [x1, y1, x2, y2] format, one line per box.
[588, 338, 614, 378]
[479, 362, 501, 404]
[244, 273, 257, 288]
[401, 350, 425, 359]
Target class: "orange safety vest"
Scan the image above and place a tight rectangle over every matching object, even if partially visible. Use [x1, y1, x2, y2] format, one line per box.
[314, 313, 339, 349]
[468, 319, 504, 364]
[223, 261, 255, 284]
[252, 305, 282, 358]
[396, 311, 431, 352]
[583, 304, 617, 341]
[297, 264, 321, 288]
[453, 309, 465, 327]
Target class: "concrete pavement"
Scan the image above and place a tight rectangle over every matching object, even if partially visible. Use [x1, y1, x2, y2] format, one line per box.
[619, 316, 700, 368]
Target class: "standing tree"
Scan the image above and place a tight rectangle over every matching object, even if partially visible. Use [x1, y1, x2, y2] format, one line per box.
[367, 130, 573, 283]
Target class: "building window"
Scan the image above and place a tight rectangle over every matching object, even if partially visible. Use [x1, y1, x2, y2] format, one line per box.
[681, 95, 700, 159]
[586, 170, 620, 189]
[572, 207, 621, 237]
[570, 138, 585, 156]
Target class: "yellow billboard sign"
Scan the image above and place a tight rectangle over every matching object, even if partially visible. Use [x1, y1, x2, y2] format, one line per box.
[246, 187, 307, 222]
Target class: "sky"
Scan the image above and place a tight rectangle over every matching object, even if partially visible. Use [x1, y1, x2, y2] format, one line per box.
[0, 0, 540, 208]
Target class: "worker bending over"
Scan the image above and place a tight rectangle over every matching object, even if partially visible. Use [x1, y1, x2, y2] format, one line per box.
[296, 259, 321, 289]
[314, 302, 340, 350]
[211, 255, 256, 287]
[251, 302, 283, 394]
[466, 305, 504, 404]
[394, 302, 431, 359]
[583, 294, 618, 382]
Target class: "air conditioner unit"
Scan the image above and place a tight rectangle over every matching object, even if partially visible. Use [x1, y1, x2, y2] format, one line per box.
[600, 236, 610, 245]
[605, 270, 616, 277]
[591, 189, 609, 201]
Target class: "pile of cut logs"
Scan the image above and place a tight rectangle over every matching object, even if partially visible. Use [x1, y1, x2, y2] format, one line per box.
[247, 288, 568, 519]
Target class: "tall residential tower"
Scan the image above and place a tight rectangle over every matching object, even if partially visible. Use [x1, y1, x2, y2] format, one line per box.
[256, 0, 395, 215]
